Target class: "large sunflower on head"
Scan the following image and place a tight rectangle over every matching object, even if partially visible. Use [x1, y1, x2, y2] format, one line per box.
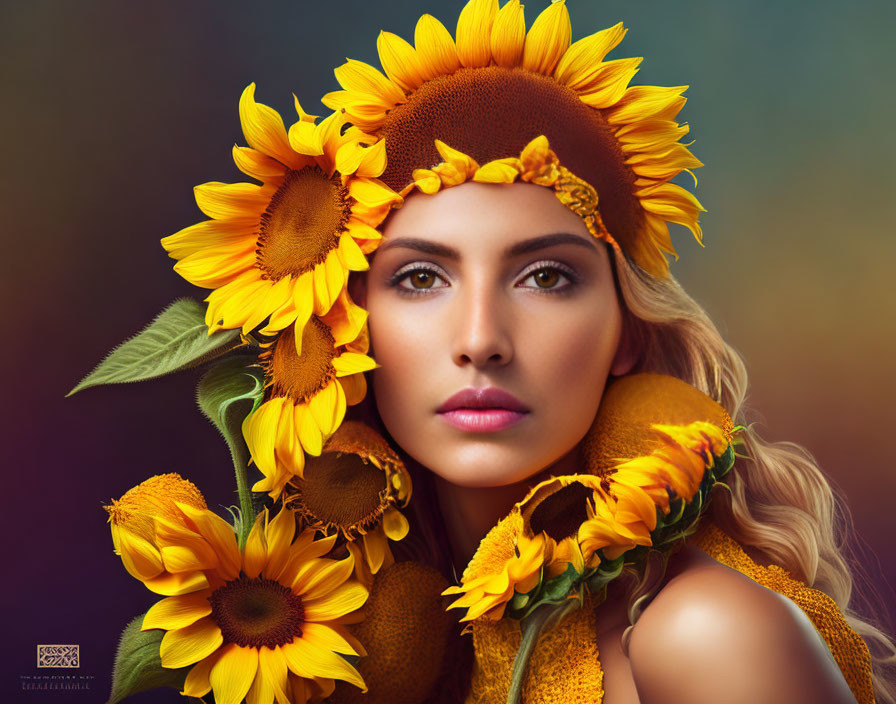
[322, 0, 704, 277]
[244, 289, 378, 499]
[161, 83, 401, 352]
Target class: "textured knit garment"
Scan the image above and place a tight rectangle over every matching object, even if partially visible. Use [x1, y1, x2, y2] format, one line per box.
[464, 519, 876, 703]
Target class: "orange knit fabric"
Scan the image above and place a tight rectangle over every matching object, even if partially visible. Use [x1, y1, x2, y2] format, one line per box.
[688, 520, 876, 704]
[463, 521, 876, 703]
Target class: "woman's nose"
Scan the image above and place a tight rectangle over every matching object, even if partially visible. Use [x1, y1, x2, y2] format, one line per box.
[449, 280, 514, 368]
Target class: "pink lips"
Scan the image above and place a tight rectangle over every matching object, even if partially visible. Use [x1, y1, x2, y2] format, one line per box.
[436, 387, 530, 433]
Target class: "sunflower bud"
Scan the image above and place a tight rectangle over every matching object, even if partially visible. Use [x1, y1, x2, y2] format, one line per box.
[104, 473, 206, 581]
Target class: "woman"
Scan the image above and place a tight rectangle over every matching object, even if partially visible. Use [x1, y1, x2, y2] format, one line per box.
[92, 0, 895, 702]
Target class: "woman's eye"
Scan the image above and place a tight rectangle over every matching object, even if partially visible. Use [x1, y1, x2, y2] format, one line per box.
[520, 266, 571, 290]
[396, 268, 447, 291]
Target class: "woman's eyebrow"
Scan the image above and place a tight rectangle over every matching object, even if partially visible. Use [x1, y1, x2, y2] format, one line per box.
[378, 233, 599, 259]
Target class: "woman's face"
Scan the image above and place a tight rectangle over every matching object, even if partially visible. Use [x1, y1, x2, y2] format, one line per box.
[359, 181, 635, 488]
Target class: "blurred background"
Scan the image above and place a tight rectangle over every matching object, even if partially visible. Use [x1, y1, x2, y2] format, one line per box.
[2, 0, 893, 700]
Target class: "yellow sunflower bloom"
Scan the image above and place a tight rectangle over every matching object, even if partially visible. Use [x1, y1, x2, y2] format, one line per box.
[111, 489, 370, 704]
[244, 290, 378, 499]
[284, 421, 412, 581]
[443, 511, 549, 622]
[322, 0, 704, 277]
[161, 83, 401, 352]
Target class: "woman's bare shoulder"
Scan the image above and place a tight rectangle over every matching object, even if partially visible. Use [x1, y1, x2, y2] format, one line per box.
[625, 546, 857, 704]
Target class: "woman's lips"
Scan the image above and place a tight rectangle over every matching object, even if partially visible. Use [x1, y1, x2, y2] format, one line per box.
[438, 408, 529, 432]
[436, 387, 530, 433]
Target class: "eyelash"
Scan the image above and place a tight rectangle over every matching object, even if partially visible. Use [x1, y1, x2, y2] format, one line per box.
[387, 260, 580, 297]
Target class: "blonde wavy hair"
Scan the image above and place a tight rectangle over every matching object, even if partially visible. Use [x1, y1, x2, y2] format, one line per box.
[609, 247, 896, 703]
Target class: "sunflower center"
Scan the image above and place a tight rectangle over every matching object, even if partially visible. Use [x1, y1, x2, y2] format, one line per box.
[209, 576, 304, 648]
[380, 65, 640, 248]
[256, 166, 350, 280]
[269, 318, 337, 403]
[295, 451, 387, 535]
[528, 481, 592, 542]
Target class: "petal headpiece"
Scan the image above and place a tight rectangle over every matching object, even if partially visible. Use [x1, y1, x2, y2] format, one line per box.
[324, 0, 706, 277]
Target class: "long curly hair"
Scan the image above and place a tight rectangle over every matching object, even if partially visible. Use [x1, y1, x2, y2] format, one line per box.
[354, 242, 896, 702]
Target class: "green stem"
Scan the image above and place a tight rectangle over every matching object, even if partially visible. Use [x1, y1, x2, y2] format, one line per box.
[227, 435, 255, 548]
[506, 599, 582, 704]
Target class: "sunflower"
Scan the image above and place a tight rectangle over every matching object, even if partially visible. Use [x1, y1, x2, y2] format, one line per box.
[322, 0, 704, 277]
[442, 510, 549, 622]
[109, 481, 371, 704]
[244, 289, 378, 499]
[284, 421, 412, 578]
[160, 83, 401, 353]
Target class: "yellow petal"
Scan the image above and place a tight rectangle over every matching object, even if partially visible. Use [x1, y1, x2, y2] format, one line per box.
[473, 158, 521, 184]
[181, 651, 221, 698]
[301, 622, 362, 657]
[382, 508, 410, 541]
[262, 507, 296, 581]
[116, 527, 163, 581]
[339, 372, 367, 407]
[415, 13, 461, 79]
[490, 0, 525, 68]
[239, 83, 296, 168]
[254, 646, 290, 704]
[287, 119, 324, 157]
[362, 529, 387, 574]
[177, 503, 242, 581]
[294, 556, 356, 603]
[282, 637, 366, 692]
[297, 403, 324, 456]
[209, 643, 259, 704]
[377, 30, 425, 93]
[456, 0, 498, 67]
[160, 617, 223, 669]
[233, 145, 289, 183]
[334, 58, 405, 107]
[173, 247, 257, 290]
[143, 592, 212, 631]
[576, 57, 643, 109]
[293, 95, 318, 123]
[554, 22, 627, 88]
[161, 218, 256, 261]
[143, 570, 210, 597]
[243, 512, 268, 579]
[333, 351, 379, 377]
[291, 272, 315, 355]
[243, 398, 283, 480]
[605, 84, 689, 125]
[521, 0, 571, 75]
[194, 181, 273, 221]
[302, 581, 369, 622]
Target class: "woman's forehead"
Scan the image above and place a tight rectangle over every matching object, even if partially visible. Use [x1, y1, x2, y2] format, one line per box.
[382, 181, 597, 252]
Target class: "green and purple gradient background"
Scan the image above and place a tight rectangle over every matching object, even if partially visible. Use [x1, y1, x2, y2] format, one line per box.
[3, 0, 894, 699]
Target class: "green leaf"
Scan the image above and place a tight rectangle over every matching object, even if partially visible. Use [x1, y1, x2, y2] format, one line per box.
[196, 355, 265, 545]
[107, 613, 188, 704]
[68, 298, 242, 396]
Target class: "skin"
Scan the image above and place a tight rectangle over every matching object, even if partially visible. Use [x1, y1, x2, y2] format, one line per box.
[354, 181, 636, 570]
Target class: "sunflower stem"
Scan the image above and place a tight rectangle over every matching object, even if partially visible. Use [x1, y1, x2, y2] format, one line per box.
[227, 435, 255, 548]
[506, 599, 582, 704]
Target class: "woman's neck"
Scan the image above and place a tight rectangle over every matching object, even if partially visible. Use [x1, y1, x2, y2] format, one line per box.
[433, 447, 582, 577]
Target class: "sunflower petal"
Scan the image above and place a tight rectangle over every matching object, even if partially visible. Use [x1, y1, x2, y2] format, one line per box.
[377, 30, 426, 93]
[332, 352, 378, 376]
[262, 507, 296, 580]
[382, 508, 410, 541]
[283, 637, 367, 691]
[209, 643, 259, 704]
[160, 617, 224, 669]
[490, 0, 525, 68]
[302, 581, 369, 622]
[554, 22, 627, 88]
[239, 83, 296, 168]
[181, 651, 222, 698]
[143, 592, 212, 631]
[521, 0, 571, 75]
[334, 58, 405, 107]
[456, 0, 498, 67]
[415, 13, 461, 79]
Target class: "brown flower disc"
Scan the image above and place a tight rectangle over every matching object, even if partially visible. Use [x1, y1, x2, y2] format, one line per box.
[580, 372, 734, 475]
[328, 562, 457, 704]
